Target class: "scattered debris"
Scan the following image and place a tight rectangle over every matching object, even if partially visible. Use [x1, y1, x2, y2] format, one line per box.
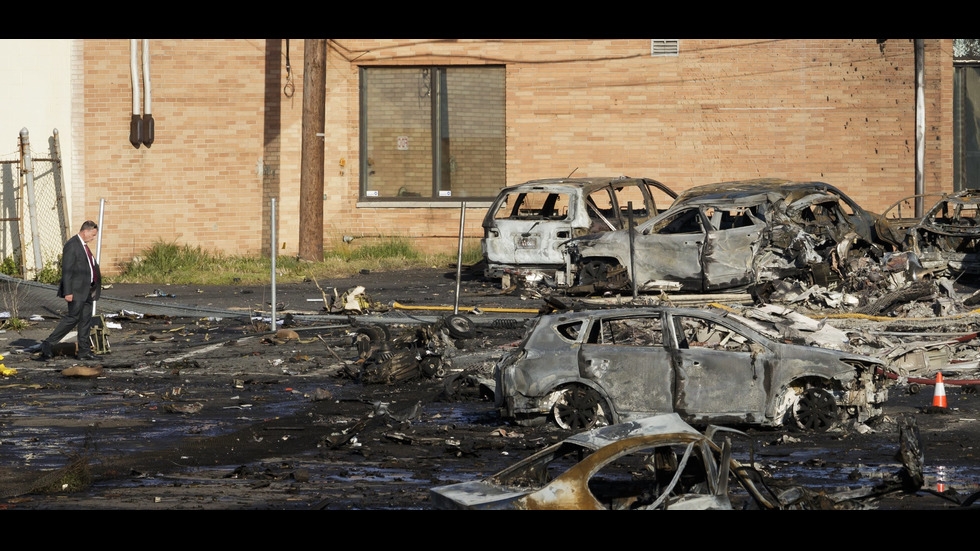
[164, 402, 204, 414]
[61, 366, 103, 378]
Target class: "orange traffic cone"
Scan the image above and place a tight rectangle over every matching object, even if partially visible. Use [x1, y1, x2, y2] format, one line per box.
[932, 372, 947, 408]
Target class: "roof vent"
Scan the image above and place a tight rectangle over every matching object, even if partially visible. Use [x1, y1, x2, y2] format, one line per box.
[650, 39, 679, 57]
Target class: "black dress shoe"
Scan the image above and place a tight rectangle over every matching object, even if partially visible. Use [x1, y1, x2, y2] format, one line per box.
[77, 352, 98, 361]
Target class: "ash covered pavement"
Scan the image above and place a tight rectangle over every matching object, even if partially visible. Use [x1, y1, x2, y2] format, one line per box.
[0, 268, 978, 509]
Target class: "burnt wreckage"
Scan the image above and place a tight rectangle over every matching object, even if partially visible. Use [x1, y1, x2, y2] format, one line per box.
[481, 176, 677, 288]
[565, 180, 886, 295]
[904, 190, 980, 276]
[493, 306, 887, 432]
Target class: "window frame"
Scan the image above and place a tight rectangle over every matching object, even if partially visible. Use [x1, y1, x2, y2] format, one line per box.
[358, 65, 506, 205]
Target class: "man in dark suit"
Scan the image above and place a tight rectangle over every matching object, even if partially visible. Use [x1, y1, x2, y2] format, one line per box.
[39, 220, 102, 361]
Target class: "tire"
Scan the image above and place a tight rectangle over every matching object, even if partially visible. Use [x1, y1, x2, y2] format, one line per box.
[793, 387, 840, 432]
[445, 314, 475, 339]
[578, 260, 609, 287]
[551, 386, 609, 430]
[419, 356, 442, 379]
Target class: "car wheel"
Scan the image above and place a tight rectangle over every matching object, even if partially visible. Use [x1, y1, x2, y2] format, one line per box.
[793, 387, 840, 432]
[419, 356, 443, 379]
[578, 260, 609, 287]
[445, 314, 475, 339]
[552, 386, 608, 431]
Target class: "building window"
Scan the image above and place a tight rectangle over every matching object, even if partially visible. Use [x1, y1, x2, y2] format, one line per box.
[359, 66, 505, 201]
[955, 40, 980, 191]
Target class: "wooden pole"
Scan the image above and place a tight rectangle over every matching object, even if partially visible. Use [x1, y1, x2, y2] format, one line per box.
[299, 39, 326, 262]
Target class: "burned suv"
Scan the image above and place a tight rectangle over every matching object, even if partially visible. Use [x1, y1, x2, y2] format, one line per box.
[481, 176, 676, 288]
[493, 307, 887, 432]
[566, 179, 883, 294]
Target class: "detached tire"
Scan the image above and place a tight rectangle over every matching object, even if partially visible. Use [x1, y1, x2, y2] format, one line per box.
[445, 314, 475, 339]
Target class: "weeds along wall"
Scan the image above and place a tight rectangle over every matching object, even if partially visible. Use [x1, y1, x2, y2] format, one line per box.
[73, 39, 953, 275]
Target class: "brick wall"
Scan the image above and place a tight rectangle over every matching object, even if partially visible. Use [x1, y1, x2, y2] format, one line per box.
[76, 39, 954, 273]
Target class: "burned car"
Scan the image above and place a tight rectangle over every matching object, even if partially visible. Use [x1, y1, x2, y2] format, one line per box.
[494, 306, 887, 432]
[481, 176, 676, 288]
[430, 413, 782, 510]
[566, 179, 883, 294]
[671, 178, 882, 244]
[898, 190, 980, 276]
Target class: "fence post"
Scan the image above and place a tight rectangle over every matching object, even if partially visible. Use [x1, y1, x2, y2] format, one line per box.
[19, 128, 44, 278]
[52, 128, 71, 244]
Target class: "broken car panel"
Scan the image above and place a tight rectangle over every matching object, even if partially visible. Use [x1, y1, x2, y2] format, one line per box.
[430, 412, 929, 511]
[481, 176, 676, 287]
[429, 413, 780, 510]
[493, 306, 887, 432]
[566, 179, 883, 294]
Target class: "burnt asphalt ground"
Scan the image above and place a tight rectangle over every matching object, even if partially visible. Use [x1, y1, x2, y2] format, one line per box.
[0, 266, 979, 510]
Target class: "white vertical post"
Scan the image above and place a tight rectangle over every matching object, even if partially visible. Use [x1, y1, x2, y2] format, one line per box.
[914, 39, 925, 217]
[270, 197, 277, 329]
[93, 198, 105, 317]
[453, 202, 466, 315]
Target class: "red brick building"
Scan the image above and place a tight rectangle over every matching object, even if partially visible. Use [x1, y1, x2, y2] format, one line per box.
[70, 39, 954, 274]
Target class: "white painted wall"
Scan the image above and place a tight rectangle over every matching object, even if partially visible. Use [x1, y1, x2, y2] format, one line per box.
[0, 39, 73, 272]
[0, 38, 73, 202]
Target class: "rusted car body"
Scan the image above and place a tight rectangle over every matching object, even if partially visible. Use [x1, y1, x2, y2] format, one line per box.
[566, 179, 882, 294]
[493, 307, 887, 432]
[481, 176, 676, 287]
[899, 190, 980, 276]
[429, 413, 782, 510]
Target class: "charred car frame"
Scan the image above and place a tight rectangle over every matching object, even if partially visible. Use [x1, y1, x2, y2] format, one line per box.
[481, 176, 676, 287]
[566, 179, 883, 294]
[430, 413, 782, 510]
[895, 190, 980, 276]
[493, 306, 887, 432]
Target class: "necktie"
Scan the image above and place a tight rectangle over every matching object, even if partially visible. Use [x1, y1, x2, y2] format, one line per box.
[85, 243, 98, 285]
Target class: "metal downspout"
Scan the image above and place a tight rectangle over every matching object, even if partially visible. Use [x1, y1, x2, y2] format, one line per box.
[142, 39, 154, 146]
[130, 39, 142, 147]
[915, 39, 925, 217]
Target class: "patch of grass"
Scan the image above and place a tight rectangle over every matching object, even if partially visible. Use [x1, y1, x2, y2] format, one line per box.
[35, 259, 62, 285]
[0, 317, 28, 331]
[0, 255, 18, 276]
[112, 238, 485, 285]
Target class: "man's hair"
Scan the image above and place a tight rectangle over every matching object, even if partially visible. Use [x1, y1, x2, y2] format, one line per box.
[80, 220, 98, 231]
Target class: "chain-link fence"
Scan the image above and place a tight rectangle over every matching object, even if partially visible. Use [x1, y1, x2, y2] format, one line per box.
[0, 128, 71, 280]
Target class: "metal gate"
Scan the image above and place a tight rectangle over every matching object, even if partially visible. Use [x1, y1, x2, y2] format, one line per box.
[0, 128, 71, 279]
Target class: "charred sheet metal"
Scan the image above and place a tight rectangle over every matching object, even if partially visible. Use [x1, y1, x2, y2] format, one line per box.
[430, 414, 770, 510]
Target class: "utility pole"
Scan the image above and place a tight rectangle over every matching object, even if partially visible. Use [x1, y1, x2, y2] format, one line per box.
[299, 38, 326, 261]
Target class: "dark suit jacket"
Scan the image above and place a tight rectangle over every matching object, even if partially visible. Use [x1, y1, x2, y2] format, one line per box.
[57, 234, 101, 302]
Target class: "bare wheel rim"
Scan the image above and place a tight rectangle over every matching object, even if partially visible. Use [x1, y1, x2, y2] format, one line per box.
[553, 387, 602, 430]
[445, 314, 475, 339]
[793, 387, 839, 432]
